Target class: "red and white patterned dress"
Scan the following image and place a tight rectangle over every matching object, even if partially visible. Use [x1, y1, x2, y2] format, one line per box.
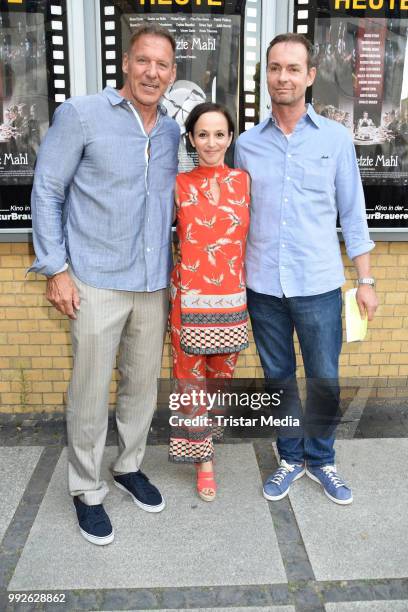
[169, 163, 250, 463]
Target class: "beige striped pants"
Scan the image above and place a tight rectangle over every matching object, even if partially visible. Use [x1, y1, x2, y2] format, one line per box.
[66, 272, 168, 505]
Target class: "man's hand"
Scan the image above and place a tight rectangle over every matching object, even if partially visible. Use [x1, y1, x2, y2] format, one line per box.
[356, 285, 378, 321]
[46, 271, 80, 320]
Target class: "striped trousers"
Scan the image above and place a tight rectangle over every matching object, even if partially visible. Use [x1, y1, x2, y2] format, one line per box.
[66, 272, 168, 505]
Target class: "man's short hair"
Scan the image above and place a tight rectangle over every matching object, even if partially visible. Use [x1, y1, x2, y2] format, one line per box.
[266, 33, 316, 71]
[127, 24, 176, 60]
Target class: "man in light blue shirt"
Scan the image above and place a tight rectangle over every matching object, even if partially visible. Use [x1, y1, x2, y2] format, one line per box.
[30, 25, 179, 545]
[235, 33, 378, 505]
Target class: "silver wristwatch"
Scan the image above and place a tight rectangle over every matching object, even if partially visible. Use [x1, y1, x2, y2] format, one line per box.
[357, 277, 375, 287]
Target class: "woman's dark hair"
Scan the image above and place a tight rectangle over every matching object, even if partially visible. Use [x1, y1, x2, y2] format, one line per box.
[184, 102, 235, 140]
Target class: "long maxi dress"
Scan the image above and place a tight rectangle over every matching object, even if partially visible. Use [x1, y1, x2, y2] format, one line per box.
[169, 163, 250, 463]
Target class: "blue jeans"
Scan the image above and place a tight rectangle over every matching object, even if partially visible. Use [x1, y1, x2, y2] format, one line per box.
[247, 287, 343, 467]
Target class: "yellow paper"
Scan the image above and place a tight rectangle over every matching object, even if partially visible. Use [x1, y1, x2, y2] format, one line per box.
[345, 288, 368, 342]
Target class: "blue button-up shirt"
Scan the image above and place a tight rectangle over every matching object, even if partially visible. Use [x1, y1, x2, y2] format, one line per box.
[29, 86, 180, 291]
[235, 104, 374, 297]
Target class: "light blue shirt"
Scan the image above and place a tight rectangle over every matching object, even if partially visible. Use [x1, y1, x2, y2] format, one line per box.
[235, 104, 374, 298]
[29, 86, 180, 291]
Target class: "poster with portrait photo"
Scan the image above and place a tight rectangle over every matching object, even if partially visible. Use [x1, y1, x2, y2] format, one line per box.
[312, 15, 408, 187]
[0, 11, 49, 186]
[121, 12, 241, 171]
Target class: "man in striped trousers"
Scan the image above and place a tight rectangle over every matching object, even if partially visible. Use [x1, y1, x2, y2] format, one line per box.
[29, 25, 179, 545]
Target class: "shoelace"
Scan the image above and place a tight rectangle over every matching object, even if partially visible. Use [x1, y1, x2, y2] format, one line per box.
[268, 460, 296, 485]
[321, 465, 346, 489]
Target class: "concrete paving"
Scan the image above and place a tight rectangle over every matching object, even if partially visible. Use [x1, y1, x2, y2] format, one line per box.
[325, 601, 408, 611]
[286, 439, 408, 581]
[109, 608, 296, 612]
[9, 444, 287, 591]
[0, 447, 43, 542]
[2, 432, 407, 611]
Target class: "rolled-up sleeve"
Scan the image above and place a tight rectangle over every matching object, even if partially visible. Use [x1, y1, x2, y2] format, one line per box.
[336, 134, 375, 260]
[28, 102, 85, 276]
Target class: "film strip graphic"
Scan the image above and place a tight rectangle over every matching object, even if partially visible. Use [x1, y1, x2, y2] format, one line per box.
[100, 2, 120, 89]
[293, 0, 318, 40]
[242, 0, 260, 131]
[48, 0, 70, 104]
[2, 0, 70, 107]
[293, 0, 318, 103]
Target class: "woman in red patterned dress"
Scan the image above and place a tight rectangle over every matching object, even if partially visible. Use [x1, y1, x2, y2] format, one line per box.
[169, 102, 250, 501]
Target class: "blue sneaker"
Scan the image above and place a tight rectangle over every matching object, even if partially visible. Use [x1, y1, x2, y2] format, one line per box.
[263, 459, 305, 501]
[114, 471, 165, 513]
[306, 465, 353, 505]
[73, 496, 114, 545]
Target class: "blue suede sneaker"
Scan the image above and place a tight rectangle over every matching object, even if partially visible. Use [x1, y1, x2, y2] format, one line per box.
[306, 465, 353, 505]
[263, 459, 305, 501]
[113, 471, 165, 513]
[73, 496, 114, 545]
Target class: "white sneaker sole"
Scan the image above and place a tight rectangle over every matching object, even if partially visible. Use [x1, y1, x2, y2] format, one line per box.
[306, 469, 353, 505]
[79, 527, 114, 546]
[263, 468, 306, 501]
[114, 481, 165, 513]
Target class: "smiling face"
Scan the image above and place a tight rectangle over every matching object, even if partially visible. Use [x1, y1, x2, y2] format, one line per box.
[188, 111, 233, 168]
[121, 34, 176, 111]
[267, 42, 316, 109]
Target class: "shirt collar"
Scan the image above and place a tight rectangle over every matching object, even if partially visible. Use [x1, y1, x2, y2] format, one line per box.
[260, 103, 321, 132]
[102, 86, 168, 115]
[103, 86, 124, 106]
[191, 163, 231, 180]
[305, 103, 321, 128]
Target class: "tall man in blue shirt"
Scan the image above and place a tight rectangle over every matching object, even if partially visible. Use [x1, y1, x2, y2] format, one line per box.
[235, 33, 378, 505]
[30, 25, 179, 544]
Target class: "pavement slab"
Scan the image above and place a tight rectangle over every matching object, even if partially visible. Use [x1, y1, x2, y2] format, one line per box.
[286, 439, 408, 581]
[325, 601, 408, 611]
[0, 446, 43, 542]
[106, 608, 296, 612]
[9, 444, 287, 590]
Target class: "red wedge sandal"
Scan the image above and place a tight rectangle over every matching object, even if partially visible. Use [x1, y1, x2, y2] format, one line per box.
[195, 464, 217, 502]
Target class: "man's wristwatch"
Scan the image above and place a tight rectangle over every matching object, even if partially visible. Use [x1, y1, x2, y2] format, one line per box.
[357, 277, 375, 287]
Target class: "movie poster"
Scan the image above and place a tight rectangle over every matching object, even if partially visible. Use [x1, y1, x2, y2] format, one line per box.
[313, 15, 408, 185]
[100, 1, 244, 171]
[121, 12, 241, 170]
[304, 0, 408, 228]
[0, 11, 49, 185]
[0, 0, 70, 233]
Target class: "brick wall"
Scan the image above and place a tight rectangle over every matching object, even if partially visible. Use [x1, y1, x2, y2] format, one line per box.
[0, 241, 407, 414]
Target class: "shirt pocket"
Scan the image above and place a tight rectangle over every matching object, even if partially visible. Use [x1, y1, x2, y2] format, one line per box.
[302, 158, 335, 192]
